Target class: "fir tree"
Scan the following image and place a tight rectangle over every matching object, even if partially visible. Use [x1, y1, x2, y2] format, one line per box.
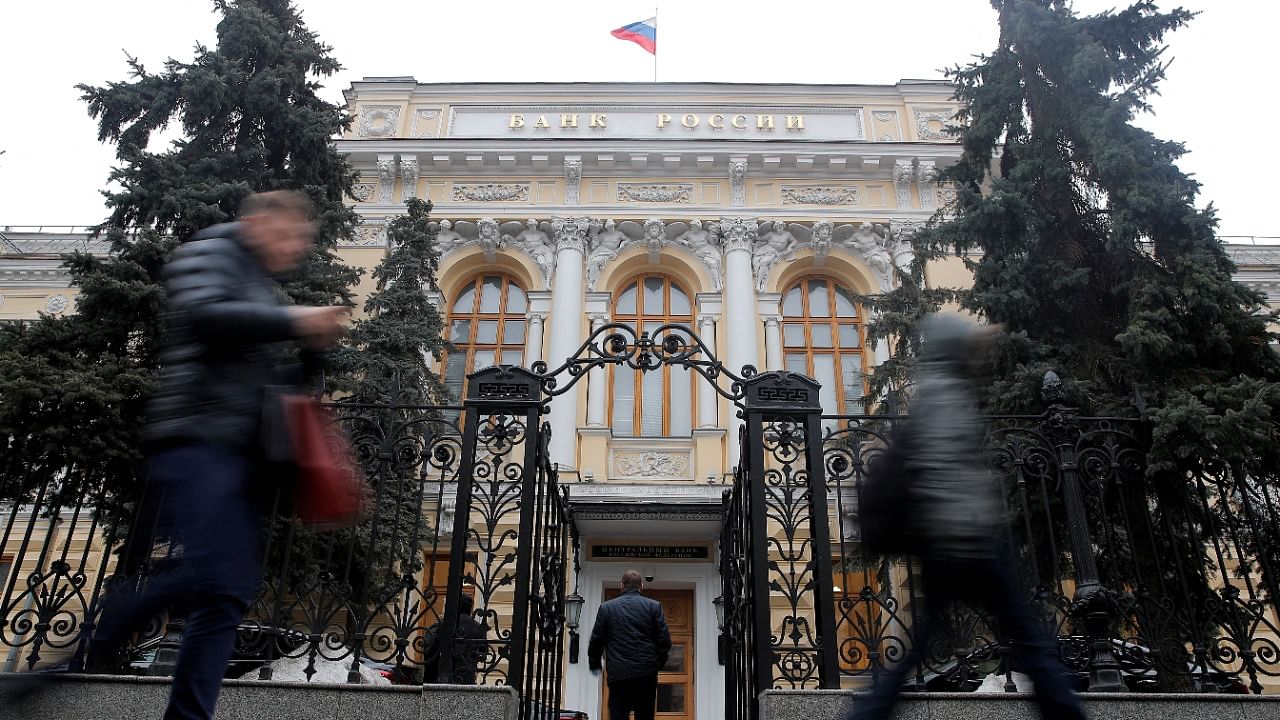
[0, 0, 360, 511]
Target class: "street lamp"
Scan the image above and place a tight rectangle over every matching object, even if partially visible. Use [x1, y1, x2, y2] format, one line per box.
[565, 592, 585, 663]
[713, 594, 727, 666]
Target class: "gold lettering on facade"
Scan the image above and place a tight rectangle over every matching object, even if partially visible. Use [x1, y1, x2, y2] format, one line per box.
[757, 115, 775, 129]
[509, 114, 525, 128]
[534, 115, 550, 129]
[681, 113, 699, 128]
[656, 113, 672, 128]
[786, 115, 805, 130]
[590, 113, 608, 128]
[561, 113, 579, 128]
[731, 114, 748, 129]
[709, 114, 725, 129]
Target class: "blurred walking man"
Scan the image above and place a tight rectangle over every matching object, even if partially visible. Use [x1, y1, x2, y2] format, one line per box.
[83, 191, 347, 719]
[588, 570, 672, 720]
[848, 314, 1087, 720]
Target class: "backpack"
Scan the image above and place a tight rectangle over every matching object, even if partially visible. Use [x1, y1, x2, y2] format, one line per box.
[857, 422, 920, 556]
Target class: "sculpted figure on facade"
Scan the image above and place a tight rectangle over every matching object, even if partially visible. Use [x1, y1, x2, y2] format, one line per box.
[674, 220, 723, 291]
[729, 159, 747, 207]
[893, 159, 915, 209]
[846, 222, 894, 290]
[509, 220, 556, 288]
[889, 219, 921, 272]
[586, 219, 625, 291]
[432, 219, 464, 256]
[810, 221, 834, 259]
[399, 156, 419, 201]
[564, 158, 583, 205]
[753, 221, 797, 292]
[377, 155, 396, 204]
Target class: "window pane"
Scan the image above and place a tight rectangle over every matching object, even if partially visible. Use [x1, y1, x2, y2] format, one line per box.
[808, 280, 831, 317]
[662, 644, 687, 673]
[617, 283, 638, 315]
[670, 284, 691, 315]
[503, 320, 526, 345]
[473, 350, 496, 370]
[656, 685, 686, 713]
[813, 354, 838, 415]
[453, 284, 475, 314]
[670, 366, 692, 436]
[839, 325, 860, 348]
[785, 353, 808, 375]
[783, 287, 803, 316]
[783, 323, 806, 347]
[835, 287, 858, 317]
[841, 357, 864, 413]
[643, 277, 664, 314]
[811, 324, 833, 348]
[506, 284, 527, 313]
[498, 350, 524, 368]
[450, 319, 472, 343]
[476, 320, 499, 344]
[479, 276, 503, 313]
[640, 368, 664, 436]
[612, 368, 635, 435]
[445, 353, 468, 386]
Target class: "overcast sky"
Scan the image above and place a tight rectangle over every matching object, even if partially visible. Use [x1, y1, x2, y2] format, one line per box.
[0, 0, 1270, 237]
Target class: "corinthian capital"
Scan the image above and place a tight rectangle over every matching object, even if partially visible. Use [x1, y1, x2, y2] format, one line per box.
[714, 217, 760, 253]
[551, 217, 593, 253]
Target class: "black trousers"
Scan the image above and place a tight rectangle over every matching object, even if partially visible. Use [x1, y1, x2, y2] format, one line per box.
[86, 443, 264, 720]
[608, 674, 658, 720]
[846, 545, 1087, 720]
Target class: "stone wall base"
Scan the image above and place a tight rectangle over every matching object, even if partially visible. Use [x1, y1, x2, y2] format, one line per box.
[0, 674, 519, 720]
[760, 689, 1280, 720]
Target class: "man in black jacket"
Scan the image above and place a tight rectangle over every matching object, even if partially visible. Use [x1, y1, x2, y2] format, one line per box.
[84, 191, 348, 719]
[588, 571, 672, 720]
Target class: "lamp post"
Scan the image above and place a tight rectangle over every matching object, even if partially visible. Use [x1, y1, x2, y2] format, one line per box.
[713, 594, 726, 666]
[565, 592, 585, 663]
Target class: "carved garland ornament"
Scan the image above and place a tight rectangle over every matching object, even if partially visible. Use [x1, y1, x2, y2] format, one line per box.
[452, 183, 530, 202]
[358, 105, 401, 138]
[914, 109, 955, 141]
[781, 186, 859, 206]
[617, 184, 693, 203]
[614, 452, 690, 478]
[350, 183, 376, 202]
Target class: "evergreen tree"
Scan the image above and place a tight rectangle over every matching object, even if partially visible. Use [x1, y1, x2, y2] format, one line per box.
[0, 0, 360, 511]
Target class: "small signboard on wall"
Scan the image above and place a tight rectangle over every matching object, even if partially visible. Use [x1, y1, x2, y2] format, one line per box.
[588, 543, 712, 562]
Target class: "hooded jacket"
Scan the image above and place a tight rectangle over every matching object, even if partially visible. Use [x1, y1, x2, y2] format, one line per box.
[905, 314, 1002, 560]
[142, 223, 300, 451]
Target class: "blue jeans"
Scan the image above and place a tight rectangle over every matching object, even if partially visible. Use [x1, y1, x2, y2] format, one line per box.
[88, 443, 265, 720]
[847, 548, 1087, 720]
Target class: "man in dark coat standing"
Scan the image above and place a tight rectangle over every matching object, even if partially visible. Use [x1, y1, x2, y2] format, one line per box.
[588, 570, 672, 720]
[84, 191, 348, 719]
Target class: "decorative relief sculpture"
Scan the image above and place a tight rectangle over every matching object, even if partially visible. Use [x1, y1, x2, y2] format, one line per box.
[452, 183, 530, 202]
[872, 111, 896, 123]
[358, 105, 401, 137]
[787, 222, 895, 291]
[432, 220, 463, 256]
[714, 216, 759, 254]
[377, 157, 396, 204]
[752, 221, 797, 292]
[893, 159, 915, 209]
[936, 183, 958, 215]
[586, 219, 625, 291]
[353, 224, 388, 246]
[889, 219, 921, 272]
[916, 160, 939, 211]
[411, 108, 440, 138]
[350, 183, 376, 202]
[729, 160, 747, 207]
[399, 156, 419, 201]
[508, 220, 556, 288]
[674, 220, 723, 291]
[614, 451, 690, 478]
[914, 109, 955, 141]
[781, 186, 859, 206]
[551, 217, 593, 254]
[617, 184, 692, 203]
[848, 223, 894, 289]
[45, 294, 69, 314]
[564, 159, 583, 205]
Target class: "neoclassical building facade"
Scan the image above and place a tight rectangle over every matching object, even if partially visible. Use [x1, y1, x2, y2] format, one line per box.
[3, 79, 1279, 717]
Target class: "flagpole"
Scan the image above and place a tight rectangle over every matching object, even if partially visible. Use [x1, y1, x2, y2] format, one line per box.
[653, 6, 658, 83]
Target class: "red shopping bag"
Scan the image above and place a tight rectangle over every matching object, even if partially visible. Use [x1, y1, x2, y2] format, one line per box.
[282, 395, 365, 531]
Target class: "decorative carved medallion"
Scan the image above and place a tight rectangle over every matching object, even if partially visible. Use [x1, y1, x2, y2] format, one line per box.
[45, 294, 69, 314]
[617, 184, 692, 203]
[350, 183, 376, 202]
[872, 111, 896, 123]
[781, 186, 859, 206]
[452, 183, 530, 202]
[614, 451, 690, 478]
[358, 105, 401, 138]
[914, 109, 955, 141]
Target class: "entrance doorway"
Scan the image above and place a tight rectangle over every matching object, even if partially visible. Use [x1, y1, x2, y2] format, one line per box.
[601, 588, 695, 720]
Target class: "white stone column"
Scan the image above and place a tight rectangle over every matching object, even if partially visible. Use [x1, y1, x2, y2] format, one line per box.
[523, 291, 552, 367]
[718, 217, 760, 467]
[757, 293, 783, 371]
[696, 314, 718, 429]
[546, 218, 592, 470]
[585, 313, 609, 427]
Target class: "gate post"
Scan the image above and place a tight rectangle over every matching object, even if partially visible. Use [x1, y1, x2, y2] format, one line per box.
[740, 370, 841, 696]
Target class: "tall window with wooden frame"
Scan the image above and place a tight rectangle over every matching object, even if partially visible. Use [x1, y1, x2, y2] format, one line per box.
[610, 274, 695, 437]
[781, 276, 866, 415]
[443, 274, 527, 401]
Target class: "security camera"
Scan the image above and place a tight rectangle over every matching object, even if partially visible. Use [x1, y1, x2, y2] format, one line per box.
[644, 575, 655, 583]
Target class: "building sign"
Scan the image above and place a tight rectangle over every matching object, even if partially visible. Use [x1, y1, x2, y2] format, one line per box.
[447, 105, 866, 141]
[589, 543, 711, 561]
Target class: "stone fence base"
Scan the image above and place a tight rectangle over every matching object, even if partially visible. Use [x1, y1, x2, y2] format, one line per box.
[0, 674, 519, 720]
[760, 689, 1280, 720]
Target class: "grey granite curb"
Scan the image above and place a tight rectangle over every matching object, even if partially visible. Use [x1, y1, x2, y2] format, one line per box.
[760, 689, 1280, 720]
[0, 673, 519, 720]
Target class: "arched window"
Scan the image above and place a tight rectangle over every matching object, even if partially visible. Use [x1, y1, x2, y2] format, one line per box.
[610, 274, 694, 437]
[443, 274, 527, 401]
[781, 276, 865, 414]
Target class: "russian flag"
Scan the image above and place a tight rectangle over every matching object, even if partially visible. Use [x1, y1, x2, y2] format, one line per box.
[611, 17, 656, 55]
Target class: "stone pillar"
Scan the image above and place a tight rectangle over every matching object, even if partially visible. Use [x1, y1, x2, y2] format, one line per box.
[524, 291, 552, 367]
[718, 217, 760, 467]
[758, 293, 783, 371]
[546, 218, 592, 470]
[696, 314, 719, 429]
[585, 310, 609, 428]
